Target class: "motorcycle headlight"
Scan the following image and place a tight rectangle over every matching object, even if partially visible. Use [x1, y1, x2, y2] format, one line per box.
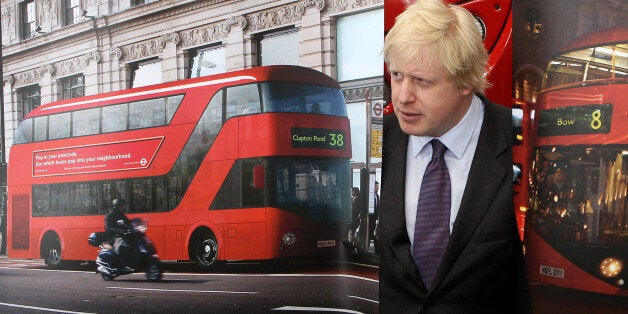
[136, 224, 147, 234]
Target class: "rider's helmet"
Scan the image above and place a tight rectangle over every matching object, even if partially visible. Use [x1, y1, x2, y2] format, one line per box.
[112, 198, 126, 211]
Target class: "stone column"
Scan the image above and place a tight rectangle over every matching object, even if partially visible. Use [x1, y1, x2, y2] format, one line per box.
[224, 16, 248, 71]
[161, 33, 181, 82]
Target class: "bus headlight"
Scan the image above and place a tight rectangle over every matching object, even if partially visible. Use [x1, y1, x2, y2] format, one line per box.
[473, 16, 486, 41]
[600, 257, 623, 278]
[282, 232, 297, 247]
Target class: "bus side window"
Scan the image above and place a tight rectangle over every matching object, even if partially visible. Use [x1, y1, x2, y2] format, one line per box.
[48, 113, 71, 140]
[50, 184, 71, 216]
[33, 185, 50, 216]
[33, 116, 48, 142]
[130, 98, 166, 129]
[166, 95, 183, 123]
[73, 108, 100, 137]
[102, 104, 128, 133]
[226, 84, 260, 119]
[14, 118, 33, 144]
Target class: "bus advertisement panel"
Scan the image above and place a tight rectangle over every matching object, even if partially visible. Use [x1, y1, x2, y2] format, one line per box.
[524, 27, 628, 296]
[7, 65, 352, 270]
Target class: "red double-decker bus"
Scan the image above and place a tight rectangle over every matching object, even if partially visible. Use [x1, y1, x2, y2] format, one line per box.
[513, 98, 535, 240]
[525, 27, 628, 296]
[7, 65, 352, 270]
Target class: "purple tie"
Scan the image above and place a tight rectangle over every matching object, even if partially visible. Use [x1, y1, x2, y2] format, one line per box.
[413, 139, 451, 288]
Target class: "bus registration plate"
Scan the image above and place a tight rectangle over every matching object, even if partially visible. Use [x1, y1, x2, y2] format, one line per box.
[539, 265, 565, 279]
[317, 240, 336, 248]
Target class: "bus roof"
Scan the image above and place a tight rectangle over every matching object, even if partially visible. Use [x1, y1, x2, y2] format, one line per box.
[25, 65, 340, 119]
[558, 26, 628, 53]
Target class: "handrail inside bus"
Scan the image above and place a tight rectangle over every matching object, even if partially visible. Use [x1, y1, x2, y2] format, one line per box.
[541, 77, 628, 93]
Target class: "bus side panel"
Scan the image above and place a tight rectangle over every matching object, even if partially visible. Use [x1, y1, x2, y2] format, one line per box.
[206, 118, 239, 161]
[266, 208, 341, 259]
[146, 226, 165, 259]
[164, 225, 186, 260]
[59, 228, 95, 260]
[7, 194, 30, 250]
[224, 221, 268, 260]
[525, 227, 627, 296]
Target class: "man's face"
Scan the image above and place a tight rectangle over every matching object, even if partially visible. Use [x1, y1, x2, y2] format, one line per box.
[388, 51, 473, 137]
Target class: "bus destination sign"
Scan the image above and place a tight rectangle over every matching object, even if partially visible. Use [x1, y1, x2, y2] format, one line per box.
[291, 127, 346, 150]
[538, 103, 612, 137]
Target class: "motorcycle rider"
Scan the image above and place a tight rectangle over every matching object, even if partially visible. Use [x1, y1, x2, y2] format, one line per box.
[105, 198, 131, 243]
[103, 198, 133, 272]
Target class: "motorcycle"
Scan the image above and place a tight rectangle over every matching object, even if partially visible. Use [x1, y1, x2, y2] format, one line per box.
[88, 218, 162, 281]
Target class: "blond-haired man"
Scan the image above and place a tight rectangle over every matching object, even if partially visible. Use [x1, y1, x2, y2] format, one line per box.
[380, 0, 531, 312]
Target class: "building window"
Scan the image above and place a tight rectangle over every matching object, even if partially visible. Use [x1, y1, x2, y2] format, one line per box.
[60, 74, 85, 100]
[17, 85, 41, 121]
[20, 0, 36, 40]
[336, 9, 384, 81]
[131, 0, 158, 7]
[189, 45, 226, 78]
[64, 0, 82, 26]
[257, 28, 299, 66]
[130, 59, 162, 88]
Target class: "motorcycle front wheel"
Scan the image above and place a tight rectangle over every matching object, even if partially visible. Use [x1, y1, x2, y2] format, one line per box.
[145, 262, 162, 282]
[100, 272, 114, 281]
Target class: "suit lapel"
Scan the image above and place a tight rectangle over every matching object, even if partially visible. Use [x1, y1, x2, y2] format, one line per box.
[381, 115, 426, 288]
[431, 100, 510, 290]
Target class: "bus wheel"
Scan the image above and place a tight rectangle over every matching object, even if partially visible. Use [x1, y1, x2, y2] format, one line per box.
[42, 233, 64, 269]
[190, 230, 218, 271]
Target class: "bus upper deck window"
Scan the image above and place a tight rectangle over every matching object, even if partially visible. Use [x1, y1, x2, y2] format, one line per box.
[261, 82, 347, 117]
[14, 119, 33, 144]
[226, 84, 261, 119]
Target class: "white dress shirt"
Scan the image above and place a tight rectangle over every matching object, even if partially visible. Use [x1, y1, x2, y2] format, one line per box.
[405, 95, 484, 247]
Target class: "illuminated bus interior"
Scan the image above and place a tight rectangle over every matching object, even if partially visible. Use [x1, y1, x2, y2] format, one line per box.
[543, 42, 628, 90]
[529, 145, 627, 249]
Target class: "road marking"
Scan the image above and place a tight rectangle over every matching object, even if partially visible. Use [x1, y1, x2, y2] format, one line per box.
[273, 306, 362, 313]
[171, 273, 378, 284]
[0, 301, 94, 314]
[347, 295, 379, 304]
[107, 286, 258, 294]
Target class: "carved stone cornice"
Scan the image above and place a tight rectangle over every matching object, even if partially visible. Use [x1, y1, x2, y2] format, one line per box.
[225, 16, 248, 32]
[3, 75, 14, 88]
[88, 51, 102, 64]
[180, 23, 228, 48]
[110, 47, 124, 60]
[13, 67, 46, 87]
[326, 0, 383, 14]
[342, 84, 384, 103]
[54, 57, 87, 78]
[247, 0, 325, 32]
[118, 33, 183, 62]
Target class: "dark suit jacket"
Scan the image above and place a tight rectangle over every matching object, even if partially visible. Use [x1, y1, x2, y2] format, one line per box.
[379, 96, 532, 313]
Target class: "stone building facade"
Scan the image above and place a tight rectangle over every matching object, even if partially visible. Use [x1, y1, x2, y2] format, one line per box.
[1, 0, 384, 178]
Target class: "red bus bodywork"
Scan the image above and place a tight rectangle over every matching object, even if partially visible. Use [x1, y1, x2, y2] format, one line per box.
[513, 99, 534, 240]
[7, 66, 352, 269]
[524, 27, 628, 296]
